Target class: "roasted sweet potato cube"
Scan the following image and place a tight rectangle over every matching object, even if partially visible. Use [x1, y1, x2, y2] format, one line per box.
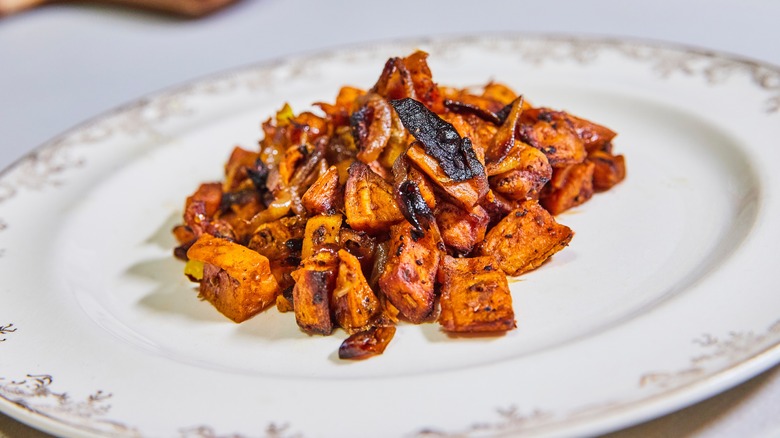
[291, 248, 339, 335]
[246, 216, 306, 290]
[519, 109, 587, 166]
[566, 114, 618, 154]
[332, 249, 381, 333]
[477, 200, 573, 276]
[301, 214, 342, 260]
[588, 150, 626, 191]
[438, 256, 516, 333]
[489, 145, 552, 200]
[540, 161, 595, 215]
[339, 228, 377, 273]
[185, 182, 223, 219]
[187, 234, 280, 323]
[479, 190, 520, 228]
[344, 161, 404, 234]
[301, 166, 342, 215]
[247, 216, 306, 260]
[378, 220, 442, 323]
[223, 146, 260, 192]
[434, 202, 490, 255]
[406, 143, 489, 210]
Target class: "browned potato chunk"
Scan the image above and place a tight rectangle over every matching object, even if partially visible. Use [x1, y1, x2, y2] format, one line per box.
[378, 220, 442, 323]
[291, 248, 339, 335]
[301, 165, 342, 215]
[332, 249, 381, 333]
[489, 145, 552, 200]
[477, 200, 573, 276]
[344, 161, 404, 234]
[339, 228, 377, 273]
[566, 114, 618, 154]
[540, 161, 595, 215]
[187, 234, 281, 323]
[246, 216, 306, 291]
[223, 146, 260, 192]
[519, 108, 587, 166]
[588, 151, 626, 191]
[301, 214, 342, 260]
[434, 202, 490, 255]
[479, 190, 520, 228]
[438, 255, 516, 333]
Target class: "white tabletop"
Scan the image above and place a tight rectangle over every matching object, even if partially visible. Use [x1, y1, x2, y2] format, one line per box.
[2, 1, 780, 436]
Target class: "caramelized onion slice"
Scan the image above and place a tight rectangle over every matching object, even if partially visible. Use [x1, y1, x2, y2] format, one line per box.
[338, 325, 396, 360]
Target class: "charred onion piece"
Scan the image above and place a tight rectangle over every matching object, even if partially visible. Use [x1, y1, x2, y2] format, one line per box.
[443, 99, 503, 125]
[338, 325, 396, 360]
[390, 98, 485, 183]
[485, 97, 524, 164]
[350, 94, 392, 163]
[392, 153, 434, 234]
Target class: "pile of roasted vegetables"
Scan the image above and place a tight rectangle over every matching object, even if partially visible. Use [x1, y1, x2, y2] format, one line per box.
[173, 51, 626, 360]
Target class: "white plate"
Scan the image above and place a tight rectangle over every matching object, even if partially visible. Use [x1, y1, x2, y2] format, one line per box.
[1, 35, 779, 438]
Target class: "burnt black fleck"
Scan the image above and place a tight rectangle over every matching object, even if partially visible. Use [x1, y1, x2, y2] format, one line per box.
[390, 98, 485, 182]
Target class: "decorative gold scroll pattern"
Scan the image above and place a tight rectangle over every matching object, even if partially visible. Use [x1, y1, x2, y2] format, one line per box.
[180, 423, 303, 438]
[640, 319, 780, 389]
[0, 374, 139, 437]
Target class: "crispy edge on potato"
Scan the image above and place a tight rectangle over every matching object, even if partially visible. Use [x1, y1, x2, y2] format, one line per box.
[301, 213, 342, 260]
[477, 200, 573, 276]
[434, 202, 490, 256]
[406, 142, 489, 210]
[488, 145, 552, 201]
[301, 165, 343, 215]
[246, 215, 306, 288]
[519, 108, 587, 167]
[344, 161, 404, 234]
[438, 255, 516, 333]
[378, 220, 442, 323]
[332, 249, 381, 333]
[588, 150, 626, 192]
[540, 161, 595, 215]
[291, 248, 339, 335]
[186, 233, 280, 323]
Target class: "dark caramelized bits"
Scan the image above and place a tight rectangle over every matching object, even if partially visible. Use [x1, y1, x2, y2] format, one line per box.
[338, 325, 397, 360]
[390, 98, 485, 183]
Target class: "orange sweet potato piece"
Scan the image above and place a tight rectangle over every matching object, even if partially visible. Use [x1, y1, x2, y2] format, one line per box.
[246, 216, 306, 291]
[344, 161, 404, 234]
[434, 202, 490, 255]
[187, 234, 280, 323]
[291, 248, 339, 335]
[588, 150, 626, 191]
[519, 108, 587, 166]
[477, 200, 573, 276]
[332, 249, 381, 333]
[301, 214, 342, 260]
[438, 255, 516, 333]
[540, 161, 595, 215]
[489, 145, 552, 200]
[301, 165, 342, 215]
[378, 220, 442, 323]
